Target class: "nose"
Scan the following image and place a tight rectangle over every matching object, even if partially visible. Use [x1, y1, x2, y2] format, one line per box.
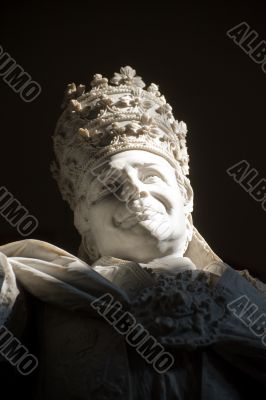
[121, 167, 149, 201]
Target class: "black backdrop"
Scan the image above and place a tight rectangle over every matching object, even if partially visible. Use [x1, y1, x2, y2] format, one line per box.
[0, 0, 265, 280]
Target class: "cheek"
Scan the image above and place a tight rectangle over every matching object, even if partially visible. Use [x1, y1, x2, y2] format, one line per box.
[167, 189, 187, 224]
[87, 197, 121, 233]
[86, 206, 111, 253]
[149, 183, 175, 210]
[154, 184, 184, 211]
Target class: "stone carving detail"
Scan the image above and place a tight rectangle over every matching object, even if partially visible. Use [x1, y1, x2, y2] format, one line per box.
[52, 66, 189, 210]
[131, 270, 230, 348]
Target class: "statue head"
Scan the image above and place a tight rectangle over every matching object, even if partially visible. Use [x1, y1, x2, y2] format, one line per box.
[76, 149, 193, 263]
[52, 66, 218, 266]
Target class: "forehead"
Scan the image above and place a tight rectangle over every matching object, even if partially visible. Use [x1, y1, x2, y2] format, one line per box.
[109, 150, 174, 171]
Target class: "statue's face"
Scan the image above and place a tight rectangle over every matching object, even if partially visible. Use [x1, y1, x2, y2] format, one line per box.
[80, 150, 189, 263]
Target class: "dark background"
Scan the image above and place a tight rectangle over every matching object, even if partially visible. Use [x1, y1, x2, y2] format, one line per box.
[0, 0, 265, 280]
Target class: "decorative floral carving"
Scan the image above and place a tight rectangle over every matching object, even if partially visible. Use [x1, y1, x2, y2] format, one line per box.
[78, 128, 90, 137]
[99, 94, 113, 107]
[76, 84, 86, 97]
[85, 101, 110, 120]
[79, 129, 106, 148]
[90, 74, 109, 88]
[171, 120, 187, 135]
[66, 82, 77, 96]
[131, 270, 230, 347]
[110, 122, 126, 136]
[147, 83, 161, 97]
[178, 121, 187, 135]
[116, 89, 154, 112]
[110, 66, 145, 88]
[156, 103, 173, 118]
[70, 99, 82, 112]
[139, 113, 161, 138]
[124, 122, 141, 135]
[120, 114, 163, 139]
[62, 83, 85, 108]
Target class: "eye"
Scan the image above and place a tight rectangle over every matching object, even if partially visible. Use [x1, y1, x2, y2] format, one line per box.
[141, 174, 162, 184]
[97, 168, 122, 191]
[105, 178, 121, 192]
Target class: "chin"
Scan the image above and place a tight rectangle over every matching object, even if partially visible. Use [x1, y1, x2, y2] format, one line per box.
[115, 251, 158, 264]
[99, 222, 172, 262]
[107, 237, 167, 263]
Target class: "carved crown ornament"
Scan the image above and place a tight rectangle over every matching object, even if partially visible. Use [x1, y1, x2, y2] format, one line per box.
[52, 66, 190, 209]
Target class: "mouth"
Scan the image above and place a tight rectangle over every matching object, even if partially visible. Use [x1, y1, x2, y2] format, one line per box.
[112, 199, 167, 230]
[113, 214, 139, 229]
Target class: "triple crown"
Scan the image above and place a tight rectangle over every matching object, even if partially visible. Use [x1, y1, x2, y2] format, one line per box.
[55, 66, 189, 175]
[52, 66, 190, 208]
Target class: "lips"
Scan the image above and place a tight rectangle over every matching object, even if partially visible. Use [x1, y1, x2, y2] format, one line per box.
[113, 209, 139, 229]
[129, 198, 166, 215]
[112, 198, 166, 230]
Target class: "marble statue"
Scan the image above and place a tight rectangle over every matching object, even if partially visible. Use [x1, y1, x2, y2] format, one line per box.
[0, 66, 266, 399]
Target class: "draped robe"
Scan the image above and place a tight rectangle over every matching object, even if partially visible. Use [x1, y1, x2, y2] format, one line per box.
[0, 233, 266, 400]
